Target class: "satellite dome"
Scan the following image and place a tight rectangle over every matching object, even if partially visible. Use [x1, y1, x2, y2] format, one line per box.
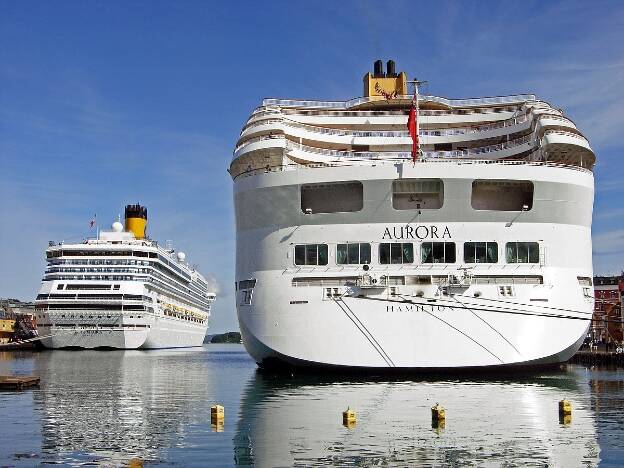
[177, 252, 186, 262]
[112, 221, 123, 232]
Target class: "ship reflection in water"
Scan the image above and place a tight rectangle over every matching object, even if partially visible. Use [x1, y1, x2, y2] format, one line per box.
[234, 370, 600, 466]
[33, 349, 213, 464]
[1, 346, 622, 466]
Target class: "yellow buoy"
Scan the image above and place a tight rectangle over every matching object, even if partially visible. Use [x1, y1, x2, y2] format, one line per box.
[559, 399, 572, 416]
[342, 407, 356, 428]
[211, 404, 225, 424]
[431, 403, 446, 428]
[559, 399, 572, 424]
[127, 458, 143, 468]
[211, 420, 224, 433]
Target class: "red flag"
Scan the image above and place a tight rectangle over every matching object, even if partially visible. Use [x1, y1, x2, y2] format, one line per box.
[407, 105, 419, 162]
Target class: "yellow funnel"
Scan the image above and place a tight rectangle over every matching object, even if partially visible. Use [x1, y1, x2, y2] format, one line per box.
[124, 204, 147, 239]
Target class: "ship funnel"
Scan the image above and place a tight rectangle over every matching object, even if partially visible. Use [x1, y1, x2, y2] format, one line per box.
[386, 60, 396, 77]
[124, 204, 148, 239]
[363, 60, 407, 98]
[373, 59, 384, 78]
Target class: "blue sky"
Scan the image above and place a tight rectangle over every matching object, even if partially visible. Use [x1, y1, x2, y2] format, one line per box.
[1, 1, 623, 333]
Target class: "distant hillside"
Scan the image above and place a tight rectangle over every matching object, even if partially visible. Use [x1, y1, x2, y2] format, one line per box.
[209, 331, 242, 344]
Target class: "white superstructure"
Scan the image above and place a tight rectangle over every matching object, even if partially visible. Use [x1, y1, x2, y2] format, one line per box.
[231, 60, 596, 370]
[35, 205, 216, 349]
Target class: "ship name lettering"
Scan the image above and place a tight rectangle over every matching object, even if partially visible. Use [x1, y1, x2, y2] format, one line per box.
[386, 304, 446, 313]
[386, 304, 426, 313]
[382, 225, 451, 240]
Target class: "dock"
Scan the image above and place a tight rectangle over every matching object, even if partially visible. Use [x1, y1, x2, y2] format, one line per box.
[570, 350, 624, 366]
[0, 376, 40, 390]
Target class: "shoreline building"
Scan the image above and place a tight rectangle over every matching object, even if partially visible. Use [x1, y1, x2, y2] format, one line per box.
[0, 298, 37, 344]
[592, 275, 624, 345]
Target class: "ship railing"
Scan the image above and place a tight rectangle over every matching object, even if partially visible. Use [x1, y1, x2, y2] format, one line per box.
[261, 93, 537, 110]
[37, 299, 147, 304]
[535, 113, 572, 124]
[356, 274, 388, 289]
[235, 134, 288, 153]
[235, 132, 535, 158]
[232, 156, 592, 181]
[39, 311, 124, 317]
[287, 129, 586, 160]
[441, 270, 474, 293]
[36, 309, 145, 317]
[239, 113, 535, 139]
[252, 104, 527, 119]
[541, 129, 590, 143]
[284, 136, 533, 158]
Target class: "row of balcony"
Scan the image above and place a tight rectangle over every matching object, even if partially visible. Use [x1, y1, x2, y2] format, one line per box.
[238, 112, 579, 151]
[230, 128, 594, 180]
[260, 93, 538, 110]
[234, 126, 588, 161]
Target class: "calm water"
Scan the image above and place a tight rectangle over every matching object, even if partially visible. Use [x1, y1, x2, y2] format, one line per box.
[0, 345, 623, 467]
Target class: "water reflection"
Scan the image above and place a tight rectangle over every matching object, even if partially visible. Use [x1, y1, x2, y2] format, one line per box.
[1, 347, 620, 466]
[31, 348, 213, 465]
[234, 370, 600, 467]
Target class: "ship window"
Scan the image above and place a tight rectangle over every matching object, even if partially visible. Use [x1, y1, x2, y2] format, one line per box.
[239, 279, 257, 290]
[506, 242, 539, 263]
[464, 242, 498, 263]
[421, 242, 456, 263]
[301, 181, 363, 214]
[471, 180, 533, 211]
[379, 243, 414, 264]
[294, 244, 328, 266]
[392, 179, 443, 210]
[57, 284, 64, 290]
[240, 289, 253, 306]
[337, 243, 371, 265]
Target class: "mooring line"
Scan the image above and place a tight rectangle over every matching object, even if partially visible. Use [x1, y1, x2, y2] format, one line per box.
[340, 297, 395, 367]
[332, 298, 395, 367]
[450, 294, 522, 357]
[455, 292, 595, 316]
[397, 293, 604, 323]
[354, 295, 504, 364]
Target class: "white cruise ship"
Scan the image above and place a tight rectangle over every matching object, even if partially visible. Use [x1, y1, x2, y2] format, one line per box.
[230, 60, 596, 370]
[35, 204, 216, 349]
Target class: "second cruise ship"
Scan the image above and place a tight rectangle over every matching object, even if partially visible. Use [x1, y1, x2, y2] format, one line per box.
[231, 60, 596, 370]
[35, 204, 216, 349]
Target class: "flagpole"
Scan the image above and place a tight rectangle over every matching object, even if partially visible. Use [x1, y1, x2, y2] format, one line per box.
[415, 79, 419, 162]
[407, 78, 427, 165]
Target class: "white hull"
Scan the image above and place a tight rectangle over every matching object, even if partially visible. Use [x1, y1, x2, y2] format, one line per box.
[37, 314, 207, 349]
[234, 162, 594, 370]
[238, 287, 589, 369]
